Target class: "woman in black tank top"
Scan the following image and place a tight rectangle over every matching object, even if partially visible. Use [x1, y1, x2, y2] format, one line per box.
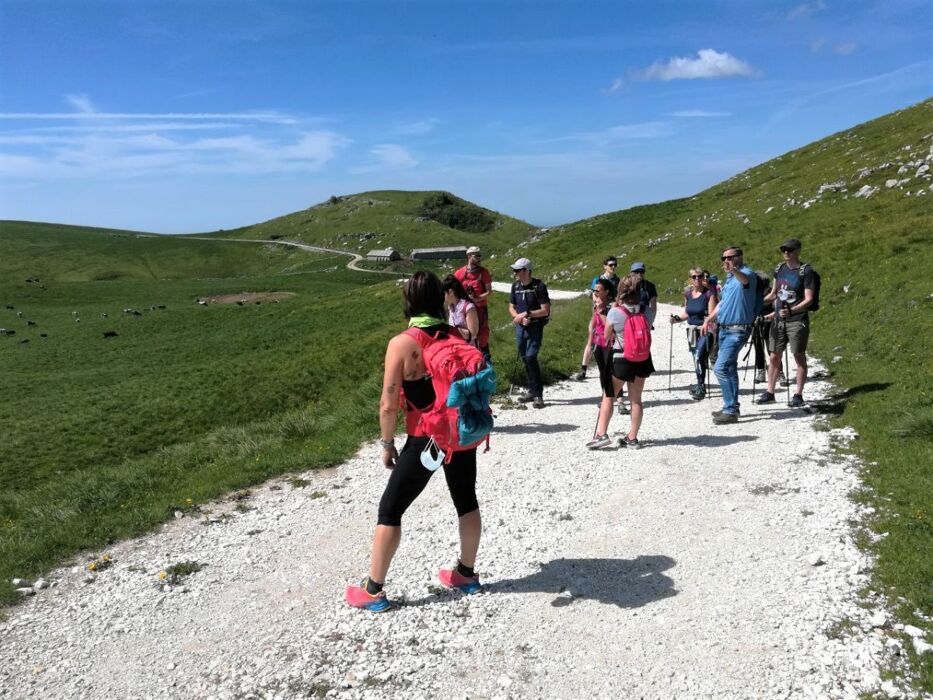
[344, 272, 483, 612]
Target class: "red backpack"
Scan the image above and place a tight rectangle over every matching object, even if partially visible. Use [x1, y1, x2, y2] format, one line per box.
[621, 307, 652, 361]
[404, 327, 495, 461]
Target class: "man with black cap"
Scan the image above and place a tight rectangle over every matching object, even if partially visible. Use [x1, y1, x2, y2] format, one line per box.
[758, 238, 817, 408]
[455, 246, 493, 360]
[508, 257, 550, 409]
[630, 262, 658, 326]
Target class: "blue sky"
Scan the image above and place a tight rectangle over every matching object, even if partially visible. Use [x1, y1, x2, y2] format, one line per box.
[0, 0, 930, 233]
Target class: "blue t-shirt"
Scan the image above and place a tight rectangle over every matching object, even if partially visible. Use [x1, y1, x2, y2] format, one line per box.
[716, 265, 757, 325]
[774, 263, 815, 315]
[684, 290, 712, 326]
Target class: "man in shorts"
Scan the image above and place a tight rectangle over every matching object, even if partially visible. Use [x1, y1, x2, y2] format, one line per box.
[758, 238, 817, 408]
[454, 246, 493, 360]
[508, 257, 550, 409]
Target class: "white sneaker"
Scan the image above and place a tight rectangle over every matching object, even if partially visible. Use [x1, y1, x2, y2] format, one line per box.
[585, 434, 612, 450]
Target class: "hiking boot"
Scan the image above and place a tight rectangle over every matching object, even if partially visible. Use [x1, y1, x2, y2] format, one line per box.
[572, 370, 587, 381]
[516, 392, 535, 403]
[789, 393, 805, 408]
[712, 411, 738, 425]
[585, 434, 612, 450]
[345, 579, 392, 612]
[755, 369, 767, 383]
[756, 391, 776, 404]
[532, 397, 545, 409]
[618, 436, 641, 449]
[438, 567, 482, 594]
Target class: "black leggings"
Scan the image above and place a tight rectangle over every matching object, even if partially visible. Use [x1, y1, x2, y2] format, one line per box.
[377, 436, 479, 526]
[594, 344, 617, 398]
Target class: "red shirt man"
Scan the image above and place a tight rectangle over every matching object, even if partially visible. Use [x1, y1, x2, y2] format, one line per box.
[454, 246, 493, 359]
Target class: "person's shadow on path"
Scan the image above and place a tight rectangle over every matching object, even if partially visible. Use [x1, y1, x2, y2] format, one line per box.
[649, 434, 757, 447]
[402, 555, 677, 609]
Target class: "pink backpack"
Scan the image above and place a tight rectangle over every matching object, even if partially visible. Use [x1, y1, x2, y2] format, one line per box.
[621, 307, 652, 361]
[404, 328, 495, 461]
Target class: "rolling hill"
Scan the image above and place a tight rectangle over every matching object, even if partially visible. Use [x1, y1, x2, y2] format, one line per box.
[1, 100, 931, 687]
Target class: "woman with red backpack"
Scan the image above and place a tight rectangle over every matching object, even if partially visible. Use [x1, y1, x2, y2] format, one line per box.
[345, 271, 485, 612]
[586, 274, 655, 450]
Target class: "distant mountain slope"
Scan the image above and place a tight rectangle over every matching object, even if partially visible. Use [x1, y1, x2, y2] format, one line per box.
[507, 98, 932, 292]
[204, 190, 538, 257]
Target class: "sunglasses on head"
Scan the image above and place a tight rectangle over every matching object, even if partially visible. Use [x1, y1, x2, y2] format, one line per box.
[721, 254, 740, 261]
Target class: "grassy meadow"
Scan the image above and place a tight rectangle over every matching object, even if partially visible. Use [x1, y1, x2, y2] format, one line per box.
[1, 99, 931, 688]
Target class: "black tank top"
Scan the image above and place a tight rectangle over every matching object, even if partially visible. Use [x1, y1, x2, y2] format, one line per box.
[401, 323, 445, 411]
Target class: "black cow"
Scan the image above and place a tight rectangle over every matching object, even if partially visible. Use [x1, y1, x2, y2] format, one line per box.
[103, 331, 119, 338]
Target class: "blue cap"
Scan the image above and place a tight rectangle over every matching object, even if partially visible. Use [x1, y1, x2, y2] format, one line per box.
[630, 262, 646, 272]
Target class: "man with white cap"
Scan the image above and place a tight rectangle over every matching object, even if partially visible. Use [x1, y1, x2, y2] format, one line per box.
[508, 257, 550, 409]
[455, 246, 493, 360]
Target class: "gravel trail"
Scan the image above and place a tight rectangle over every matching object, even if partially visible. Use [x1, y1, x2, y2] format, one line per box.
[1, 303, 897, 699]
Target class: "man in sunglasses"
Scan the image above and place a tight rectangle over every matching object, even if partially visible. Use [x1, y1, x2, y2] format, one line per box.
[455, 246, 493, 360]
[508, 258, 550, 409]
[701, 246, 759, 424]
[758, 238, 817, 408]
[573, 256, 621, 380]
[629, 262, 658, 326]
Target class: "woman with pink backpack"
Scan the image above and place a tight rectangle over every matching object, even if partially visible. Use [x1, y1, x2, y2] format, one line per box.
[586, 273, 655, 450]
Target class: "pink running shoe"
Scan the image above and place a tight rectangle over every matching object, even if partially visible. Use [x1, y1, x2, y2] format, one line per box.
[438, 567, 482, 594]
[345, 579, 392, 612]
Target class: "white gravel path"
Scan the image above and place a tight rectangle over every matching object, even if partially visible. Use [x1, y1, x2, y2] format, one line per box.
[1, 303, 904, 699]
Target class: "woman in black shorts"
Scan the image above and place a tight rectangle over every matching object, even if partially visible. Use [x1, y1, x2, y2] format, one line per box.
[345, 271, 482, 612]
[584, 280, 615, 449]
[606, 274, 655, 448]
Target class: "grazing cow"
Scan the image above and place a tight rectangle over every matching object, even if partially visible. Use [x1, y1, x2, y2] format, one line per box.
[0, 328, 11, 335]
[4, 305, 13, 310]
[27, 320, 36, 326]
[16, 312, 23, 318]
[101, 313, 108, 319]
[72, 311, 78, 316]
[197, 300, 208, 306]
[235, 301, 244, 306]
[75, 318, 80, 323]
[131, 310, 142, 317]
[103, 331, 119, 338]
[19, 339, 29, 344]
[40, 333, 48, 338]
[157, 305, 166, 309]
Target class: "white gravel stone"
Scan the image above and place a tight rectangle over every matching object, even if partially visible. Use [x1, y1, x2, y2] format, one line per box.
[0, 304, 910, 698]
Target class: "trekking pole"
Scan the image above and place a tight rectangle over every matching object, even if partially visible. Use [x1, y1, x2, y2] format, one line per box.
[667, 322, 674, 392]
[784, 317, 792, 405]
[750, 319, 760, 396]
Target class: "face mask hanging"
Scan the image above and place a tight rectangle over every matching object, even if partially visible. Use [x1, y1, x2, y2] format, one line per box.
[420, 437, 445, 472]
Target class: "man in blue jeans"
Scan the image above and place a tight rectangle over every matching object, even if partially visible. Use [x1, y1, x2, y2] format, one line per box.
[508, 257, 551, 409]
[701, 246, 758, 424]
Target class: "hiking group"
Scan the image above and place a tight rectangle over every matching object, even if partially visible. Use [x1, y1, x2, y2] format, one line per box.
[346, 239, 819, 610]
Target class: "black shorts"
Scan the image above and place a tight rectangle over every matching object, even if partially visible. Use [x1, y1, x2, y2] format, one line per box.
[611, 354, 655, 382]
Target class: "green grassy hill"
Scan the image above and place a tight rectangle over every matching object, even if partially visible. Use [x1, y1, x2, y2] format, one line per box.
[205, 189, 539, 258]
[509, 98, 933, 685]
[1, 99, 930, 689]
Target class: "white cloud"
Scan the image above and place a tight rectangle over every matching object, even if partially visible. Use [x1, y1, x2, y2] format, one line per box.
[834, 42, 858, 55]
[0, 111, 297, 124]
[635, 49, 756, 81]
[350, 144, 418, 173]
[601, 78, 625, 95]
[64, 93, 97, 113]
[394, 119, 439, 135]
[0, 127, 350, 179]
[787, 1, 827, 21]
[810, 38, 827, 52]
[666, 110, 731, 118]
[546, 121, 669, 146]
